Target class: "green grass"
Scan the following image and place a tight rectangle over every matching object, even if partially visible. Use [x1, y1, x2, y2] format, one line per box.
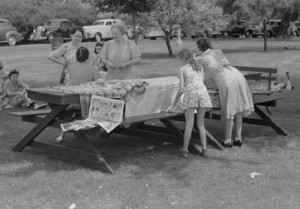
[1, 38, 300, 209]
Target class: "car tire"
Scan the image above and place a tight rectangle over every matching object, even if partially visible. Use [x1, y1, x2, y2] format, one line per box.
[245, 31, 251, 38]
[267, 31, 272, 38]
[95, 33, 102, 42]
[47, 33, 55, 43]
[222, 31, 229, 38]
[7, 35, 17, 46]
[137, 33, 144, 40]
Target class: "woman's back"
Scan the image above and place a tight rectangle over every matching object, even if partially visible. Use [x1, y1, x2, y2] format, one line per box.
[66, 62, 97, 86]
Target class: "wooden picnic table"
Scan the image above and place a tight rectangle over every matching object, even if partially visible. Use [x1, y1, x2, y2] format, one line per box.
[11, 88, 223, 174]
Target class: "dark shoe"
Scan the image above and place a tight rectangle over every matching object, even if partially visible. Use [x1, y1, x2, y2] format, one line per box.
[180, 149, 189, 159]
[223, 140, 233, 148]
[201, 148, 207, 157]
[233, 139, 243, 147]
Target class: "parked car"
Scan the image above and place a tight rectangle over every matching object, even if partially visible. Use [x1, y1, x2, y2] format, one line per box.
[291, 21, 300, 36]
[127, 25, 145, 40]
[0, 18, 23, 46]
[220, 20, 253, 38]
[30, 19, 72, 43]
[249, 19, 281, 38]
[83, 19, 124, 42]
[143, 27, 165, 40]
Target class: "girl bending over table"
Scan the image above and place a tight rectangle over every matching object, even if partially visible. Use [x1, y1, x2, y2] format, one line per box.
[170, 48, 213, 159]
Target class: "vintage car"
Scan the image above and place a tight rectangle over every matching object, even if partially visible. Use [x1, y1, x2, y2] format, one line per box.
[219, 20, 253, 38]
[249, 19, 281, 38]
[30, 19, 72, 43]
[0, 18, 23, 46]
[83, 19, 124, 42]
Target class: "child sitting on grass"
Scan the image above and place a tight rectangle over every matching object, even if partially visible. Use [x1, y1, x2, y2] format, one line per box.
[1, 69, 46, 110]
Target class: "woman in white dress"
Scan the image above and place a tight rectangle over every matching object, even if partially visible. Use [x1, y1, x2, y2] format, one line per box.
[196, 38, 254, 147]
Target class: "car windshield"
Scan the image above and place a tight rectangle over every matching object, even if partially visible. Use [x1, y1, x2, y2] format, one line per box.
[93, 21, 104, 26]
[51, 21, 61, 27]
[0, 21, 11, 27]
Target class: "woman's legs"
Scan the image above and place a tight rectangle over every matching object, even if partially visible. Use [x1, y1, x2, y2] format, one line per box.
[234, 112, 243, 141]
[183, 108, 195, 152]
[196, 107, 207, 153]
[225, 118, 234, 144]
[224, 112, 243, 146]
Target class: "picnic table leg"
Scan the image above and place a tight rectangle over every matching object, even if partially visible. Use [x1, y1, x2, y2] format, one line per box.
[73, 132, 115, 174]
[12, 104, 68, 152]
[160, 119, 202, 155]
[254, 105, 288, 136]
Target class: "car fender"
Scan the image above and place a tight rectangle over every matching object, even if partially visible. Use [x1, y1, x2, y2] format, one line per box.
[5, 31, 22, 41]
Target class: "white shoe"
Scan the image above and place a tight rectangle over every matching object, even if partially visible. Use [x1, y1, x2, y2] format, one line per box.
[34, 103, 47, 110]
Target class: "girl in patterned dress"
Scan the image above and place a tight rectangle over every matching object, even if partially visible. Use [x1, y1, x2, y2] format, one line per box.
[171, 48, 213, 159]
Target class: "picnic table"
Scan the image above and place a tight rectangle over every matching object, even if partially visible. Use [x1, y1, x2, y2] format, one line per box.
[11, 86, 223, 174]
[11, 70, 287, 173]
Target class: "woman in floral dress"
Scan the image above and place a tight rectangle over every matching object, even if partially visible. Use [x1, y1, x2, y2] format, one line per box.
[48, 27, 85, 85]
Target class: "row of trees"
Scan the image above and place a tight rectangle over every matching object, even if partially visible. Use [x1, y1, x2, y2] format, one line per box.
[1, 0, 300, 53]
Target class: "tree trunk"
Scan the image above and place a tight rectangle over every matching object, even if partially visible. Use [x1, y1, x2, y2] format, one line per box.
[132, 12, 137, 44]
[165, 32, 174, 57]
[263, 20, 267, 52]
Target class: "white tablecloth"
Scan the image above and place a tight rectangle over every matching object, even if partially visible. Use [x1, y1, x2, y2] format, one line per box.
[125, 76, 179, 117]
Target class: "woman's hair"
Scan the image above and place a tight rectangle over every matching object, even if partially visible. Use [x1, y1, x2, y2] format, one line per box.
[177, 48, 202, 72]
[8, 69, 19, 78]
[70, 27, 84, 36]
[196, 37, 212, 51]
[111, 23, 127, 35]
[94, 42, 103, 54]
[76, 46, 89, 62]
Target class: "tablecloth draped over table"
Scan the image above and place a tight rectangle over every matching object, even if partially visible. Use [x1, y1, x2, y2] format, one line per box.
[49, 79, 149, 118]
[124, 76, 220, 117]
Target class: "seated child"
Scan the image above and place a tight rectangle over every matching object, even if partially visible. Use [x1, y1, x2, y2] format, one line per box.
[1, 69, 34, 109]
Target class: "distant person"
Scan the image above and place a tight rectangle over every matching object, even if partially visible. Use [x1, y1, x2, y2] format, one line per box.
[170, 49, 212, 158]
[100, 23, 141, 80]
[0, 61, 8, 93]
[48, 27, 85, 85]
[195, 37, 254, 147]
[1, 69, 46, 110]
[90, 42, 107, 80]
[0, 61, 8, 109]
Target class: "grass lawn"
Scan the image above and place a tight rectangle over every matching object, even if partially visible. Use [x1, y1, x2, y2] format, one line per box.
[0, 38, 300, 209]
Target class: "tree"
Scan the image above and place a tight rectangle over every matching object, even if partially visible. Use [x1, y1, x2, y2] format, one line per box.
[273, 0, 300, 39]
[150, 0, 225, 57]
[95, 0, 155, 43]
[233, 0, 279, 51]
